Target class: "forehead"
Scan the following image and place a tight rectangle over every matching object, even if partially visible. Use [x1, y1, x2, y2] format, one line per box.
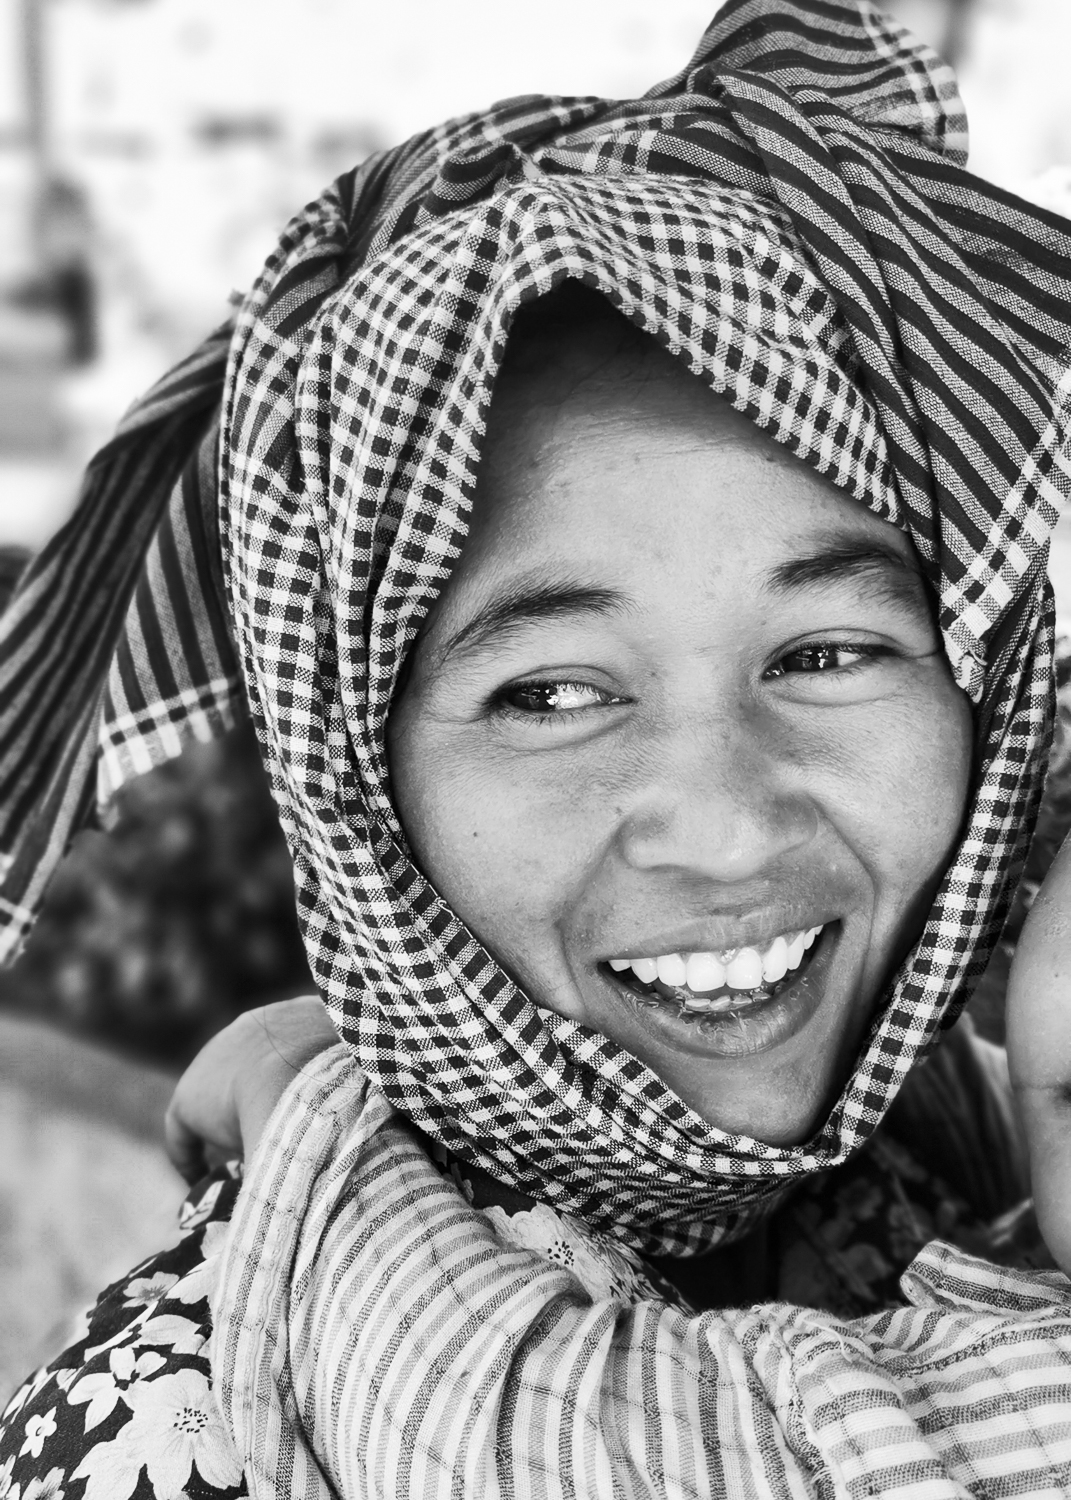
[455, 295, 919, 592]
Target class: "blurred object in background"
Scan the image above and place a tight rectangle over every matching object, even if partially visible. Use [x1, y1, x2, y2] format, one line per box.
[12, 0, 96, 362]
[0, 1010, 182, 1393]
[23, 174, 96, 364]
[955, 0, 1071, 201]
[0, 528, 310, 1069]
[1, 725, 313, 1067]
[884, 0, 974, 64]
[0, 717, 310, 1384]
[0, 263, 80, 549]
[0, 0, 725, 551]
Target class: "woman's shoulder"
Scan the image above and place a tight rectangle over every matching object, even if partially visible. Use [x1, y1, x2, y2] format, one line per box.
[0, 1167, 246, 1500]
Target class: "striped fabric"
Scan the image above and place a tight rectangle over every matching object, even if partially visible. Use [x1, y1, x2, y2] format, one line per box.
[0, 325, 229, 954]
[213, 1046, 1071, 1500]
[97, 417, 241, 812]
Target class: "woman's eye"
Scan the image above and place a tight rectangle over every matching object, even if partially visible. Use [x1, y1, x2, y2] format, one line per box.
[767, 643, 878, 677]
[497, 680, 621, 716]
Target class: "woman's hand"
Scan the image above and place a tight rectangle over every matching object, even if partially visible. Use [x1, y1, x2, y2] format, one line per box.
[1007, 835, 1071, 1274]
[164, 995, 340, 1183]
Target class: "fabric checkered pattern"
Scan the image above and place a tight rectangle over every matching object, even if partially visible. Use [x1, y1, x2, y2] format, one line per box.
[0, 0, 1070, 1256]
[214, 0, 1071, 1254]
[213, 1045, 1071, 1500]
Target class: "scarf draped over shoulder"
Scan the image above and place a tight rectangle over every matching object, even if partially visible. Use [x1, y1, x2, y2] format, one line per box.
[2, 0, 1071, 1253]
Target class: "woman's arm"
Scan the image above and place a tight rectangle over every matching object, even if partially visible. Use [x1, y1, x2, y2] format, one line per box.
[208, 1047, 1071, 1500]
[210, 1046, 821, 1499]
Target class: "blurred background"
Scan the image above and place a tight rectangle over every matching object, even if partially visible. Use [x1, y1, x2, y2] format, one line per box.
[0, 0, 1069, 1389]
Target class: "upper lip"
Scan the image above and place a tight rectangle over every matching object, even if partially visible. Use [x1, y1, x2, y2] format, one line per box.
[598, 913, 837, 960]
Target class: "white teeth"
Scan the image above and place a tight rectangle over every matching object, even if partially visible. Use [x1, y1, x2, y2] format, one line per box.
[725, 947, 764, 989]
[656, 953, 687, 987]
[685, 951, 726, 992]
[611, 925, 824, 997]
[761, 935, 789, 984]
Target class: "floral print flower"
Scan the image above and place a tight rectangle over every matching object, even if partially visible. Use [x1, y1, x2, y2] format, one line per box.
[121, 1272, 178, 1310]
[19, 1411, 56, 1462]
[68, 1348, 166, 1431]
[2, 1369, 49, 1426]
[0, 1453, 18, 1500]
[167, 1221, 230, 1306]
[482, 1201, 659, 1305]
[21, 1468, 64, 1500]
[71, 1369, 241, 1500]
[178, 1177, 225, 1234]
[136, 1312, 205, 1356]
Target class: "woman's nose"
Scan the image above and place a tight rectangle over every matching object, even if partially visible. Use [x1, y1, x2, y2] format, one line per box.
[615, 713, 817, 883]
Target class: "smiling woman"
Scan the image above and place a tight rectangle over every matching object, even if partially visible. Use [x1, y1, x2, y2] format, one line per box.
[4, 0, 1071, 1495]
[389, 287, 974, 1144]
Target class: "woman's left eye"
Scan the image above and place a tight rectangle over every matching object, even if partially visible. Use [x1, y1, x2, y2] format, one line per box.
[767, 643, 881, 677]
[496, 680, 622, 717]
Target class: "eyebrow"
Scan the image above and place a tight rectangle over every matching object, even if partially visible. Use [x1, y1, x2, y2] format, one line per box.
[436, 578, 628, 666]
[437, 540, 928, 668]
[767, 540, 929, 613]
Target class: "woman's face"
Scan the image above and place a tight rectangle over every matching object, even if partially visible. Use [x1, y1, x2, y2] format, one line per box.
[388, 319, 973, 1146]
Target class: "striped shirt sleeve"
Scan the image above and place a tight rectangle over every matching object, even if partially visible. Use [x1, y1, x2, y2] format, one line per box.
[211, 1048, 1071, 1500]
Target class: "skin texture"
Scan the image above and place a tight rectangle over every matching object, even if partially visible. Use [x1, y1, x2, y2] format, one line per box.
[164, 997, 338, 1183]
[1007, 838, 1071, 1274]
[385, 310, 974, 1146]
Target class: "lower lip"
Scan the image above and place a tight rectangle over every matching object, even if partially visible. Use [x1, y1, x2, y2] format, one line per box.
[600, 929, 837, 1059]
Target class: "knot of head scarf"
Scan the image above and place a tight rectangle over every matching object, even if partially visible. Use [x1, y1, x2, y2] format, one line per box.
[4, 0, 1071, 1254]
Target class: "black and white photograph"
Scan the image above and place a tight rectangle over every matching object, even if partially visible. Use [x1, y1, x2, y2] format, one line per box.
[2, 1, 1071, 1494]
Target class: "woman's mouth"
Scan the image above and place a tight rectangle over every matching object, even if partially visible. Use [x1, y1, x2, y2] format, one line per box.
[598, 924, 834, 1056]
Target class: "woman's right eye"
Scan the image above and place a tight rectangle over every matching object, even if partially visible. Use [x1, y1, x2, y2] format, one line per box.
[494, 679, 624, 718]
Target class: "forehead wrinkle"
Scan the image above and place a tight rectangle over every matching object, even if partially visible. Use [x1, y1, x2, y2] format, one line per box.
[434, 574, 632, 669]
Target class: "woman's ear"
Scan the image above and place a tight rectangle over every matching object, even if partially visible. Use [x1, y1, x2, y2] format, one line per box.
[1007, 833, 1071, 1274]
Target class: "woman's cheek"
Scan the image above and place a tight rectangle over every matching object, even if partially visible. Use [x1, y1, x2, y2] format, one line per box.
[397, 745, 564, 935]
[825, 680, 972, 935]
[892, 674, 973, 871]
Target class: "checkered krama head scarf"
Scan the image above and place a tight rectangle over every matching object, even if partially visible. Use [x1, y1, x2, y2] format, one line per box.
[216, 1, 1071, 1254]
[4, 0, 1071, 1256]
